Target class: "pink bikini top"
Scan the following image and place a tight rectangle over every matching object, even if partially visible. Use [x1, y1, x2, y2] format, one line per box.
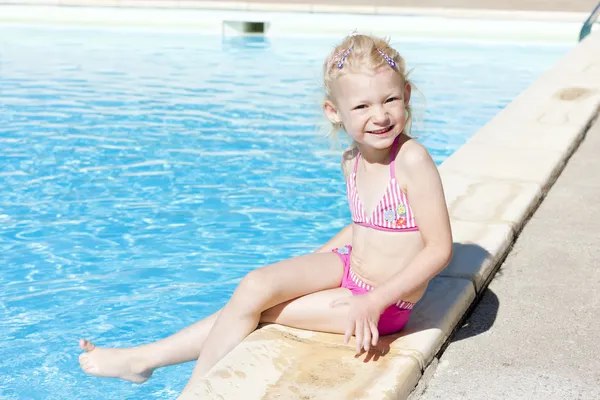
[346, 138, 419, 232]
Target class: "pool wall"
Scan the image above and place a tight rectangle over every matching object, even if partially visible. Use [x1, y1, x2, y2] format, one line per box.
[2, 3, 599, 399]
[0, 3, 588, 42]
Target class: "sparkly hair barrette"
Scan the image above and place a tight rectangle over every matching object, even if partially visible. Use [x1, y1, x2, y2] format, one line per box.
[332, 47, 397, 70]
[377, 48, 396, 68]
[331, 47, 352, 69]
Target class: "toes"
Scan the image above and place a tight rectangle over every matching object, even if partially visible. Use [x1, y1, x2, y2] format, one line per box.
[79, 339, 96, 352]
[79, 355, 97, 374]
[82, 363, 97, 374]
[79, 354, 91, 369]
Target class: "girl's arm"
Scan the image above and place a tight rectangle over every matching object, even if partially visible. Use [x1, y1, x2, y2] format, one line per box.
[314, 223, 353, 253]
[369, 142, 453, 307]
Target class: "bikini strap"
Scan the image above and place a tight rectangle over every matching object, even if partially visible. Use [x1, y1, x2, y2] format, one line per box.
[390, 136, 398, 180]
[353, 152, 361, 174]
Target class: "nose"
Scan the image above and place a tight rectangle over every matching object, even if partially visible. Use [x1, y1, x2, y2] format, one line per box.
[371, 106, 389, 125]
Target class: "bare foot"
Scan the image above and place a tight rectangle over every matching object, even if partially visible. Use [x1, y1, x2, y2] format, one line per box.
[78, 339, 153, 384]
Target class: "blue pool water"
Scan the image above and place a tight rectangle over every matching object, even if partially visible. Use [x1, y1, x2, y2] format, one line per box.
[0, 24, 570, 399]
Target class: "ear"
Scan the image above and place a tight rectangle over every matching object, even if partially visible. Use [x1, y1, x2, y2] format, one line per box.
[323, 100, 341, 124]
[404, 83, 412, 106]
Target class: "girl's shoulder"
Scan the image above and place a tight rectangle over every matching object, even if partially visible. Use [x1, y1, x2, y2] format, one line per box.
[394, 137, 437, 188]
[396, 137, 432, 169]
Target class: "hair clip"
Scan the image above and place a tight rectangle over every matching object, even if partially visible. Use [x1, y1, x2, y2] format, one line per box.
[377, 48, 396, 68]
[332, 47, 352, 69]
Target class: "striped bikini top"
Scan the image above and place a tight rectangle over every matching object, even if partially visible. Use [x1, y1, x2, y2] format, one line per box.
[346, 138, 419, 232]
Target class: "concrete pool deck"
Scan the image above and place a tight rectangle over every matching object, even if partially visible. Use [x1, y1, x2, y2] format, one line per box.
[412, 114, 600, 400]
[2, 2, 599, 399]
[1, 0, 597, 13]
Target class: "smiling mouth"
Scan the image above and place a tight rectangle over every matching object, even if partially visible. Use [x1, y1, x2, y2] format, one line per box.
[367, 125, 394, 135]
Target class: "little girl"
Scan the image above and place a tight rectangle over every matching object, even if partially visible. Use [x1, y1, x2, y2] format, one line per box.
[78, 33, 453, 396]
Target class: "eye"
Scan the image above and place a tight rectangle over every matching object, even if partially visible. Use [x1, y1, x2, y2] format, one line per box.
[385, 97, 401, 103]
[353, 104, 367, 110]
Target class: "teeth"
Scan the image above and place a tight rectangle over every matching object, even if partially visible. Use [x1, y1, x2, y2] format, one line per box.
[369, 126, 391, 134]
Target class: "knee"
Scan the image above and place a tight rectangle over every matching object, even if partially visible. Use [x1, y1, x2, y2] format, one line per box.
[234, 269, 274, 311]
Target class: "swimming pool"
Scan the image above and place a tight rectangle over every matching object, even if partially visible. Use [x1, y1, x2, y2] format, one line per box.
[0, 24, 570, 399]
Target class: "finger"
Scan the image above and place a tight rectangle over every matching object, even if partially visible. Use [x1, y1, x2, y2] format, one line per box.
[363, 323, 371, 352]
[369, 321, 380, 346]
[355, 320, 363, 353]
[344, 321, 353, 345]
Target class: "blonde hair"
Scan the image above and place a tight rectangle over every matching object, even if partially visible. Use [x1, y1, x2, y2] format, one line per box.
[323, 34, 415, 143]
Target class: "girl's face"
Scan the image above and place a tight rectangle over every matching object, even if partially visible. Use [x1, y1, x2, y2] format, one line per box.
[324, 66, 411, 151]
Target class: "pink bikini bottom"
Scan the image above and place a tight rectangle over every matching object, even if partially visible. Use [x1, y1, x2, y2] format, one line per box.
[333, 245, 414, 336]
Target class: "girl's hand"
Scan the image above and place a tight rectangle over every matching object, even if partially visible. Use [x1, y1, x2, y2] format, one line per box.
[330, 293, 385, 353]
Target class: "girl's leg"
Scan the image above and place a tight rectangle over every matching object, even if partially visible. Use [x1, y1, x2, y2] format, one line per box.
[181, 251, 346, 393]
[79, 252, 350, 384]
[78, 311, 221, 383]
